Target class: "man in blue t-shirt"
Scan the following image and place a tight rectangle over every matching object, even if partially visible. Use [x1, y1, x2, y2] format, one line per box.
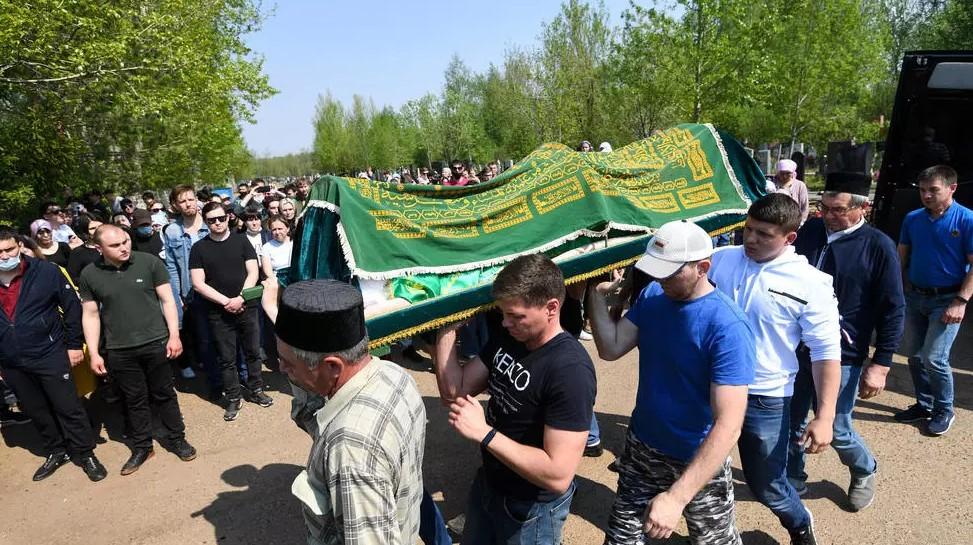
[896, 164, 973, 435]
[588, 220, 755, 545]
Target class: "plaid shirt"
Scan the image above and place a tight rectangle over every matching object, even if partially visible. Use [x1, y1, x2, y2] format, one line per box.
[292, 358, 425, 545]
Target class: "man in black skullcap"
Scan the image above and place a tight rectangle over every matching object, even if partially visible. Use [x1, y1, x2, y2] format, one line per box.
[788, 172, 905, 512]
[261, 278, 426, 545]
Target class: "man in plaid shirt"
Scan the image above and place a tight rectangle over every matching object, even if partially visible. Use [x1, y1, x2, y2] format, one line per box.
[264, 278, 425, 545]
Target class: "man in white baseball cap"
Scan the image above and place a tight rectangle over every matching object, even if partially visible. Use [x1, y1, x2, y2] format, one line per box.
[772, 159, 809, 226]
[588, 219, 755, 544]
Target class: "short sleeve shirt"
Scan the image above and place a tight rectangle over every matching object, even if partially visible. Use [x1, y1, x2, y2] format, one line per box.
[625, 283, 755, 462]
[188, 234, 257, 306]
[900, 202, 973, 287]
[78, 252, 170, 350]
[478, 312, 596, 501]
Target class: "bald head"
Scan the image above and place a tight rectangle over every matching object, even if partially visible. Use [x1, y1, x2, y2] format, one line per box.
[93, 223, 125, 246]
[93, 224, 132, 265]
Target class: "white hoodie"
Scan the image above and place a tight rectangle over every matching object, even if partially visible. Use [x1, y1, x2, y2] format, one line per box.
[710, 246, 841, 397]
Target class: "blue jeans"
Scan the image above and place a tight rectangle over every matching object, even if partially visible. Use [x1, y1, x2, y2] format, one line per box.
[462, 469, 575, 545]
[587, 413, 601, 447]
[738, 394, 810, 531]
[420, 488, 452, 545]
[900, 291, 958, 413]
[185, 293, 219, 392]
[788, 362, 877, 482]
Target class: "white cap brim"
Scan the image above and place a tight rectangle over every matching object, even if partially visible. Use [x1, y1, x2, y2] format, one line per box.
[633, 254, 684, 279]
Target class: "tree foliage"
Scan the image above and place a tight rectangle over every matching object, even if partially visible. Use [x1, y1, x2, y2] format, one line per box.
[0, 0, 275, 222]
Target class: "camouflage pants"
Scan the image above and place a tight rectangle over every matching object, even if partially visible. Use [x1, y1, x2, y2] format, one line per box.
[604, 431, 740, 545]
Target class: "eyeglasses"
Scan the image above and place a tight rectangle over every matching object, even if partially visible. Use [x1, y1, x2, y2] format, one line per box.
[205, 215, 228, 225]
[815, 203, 859, 216]
[36, 228, 52, 235]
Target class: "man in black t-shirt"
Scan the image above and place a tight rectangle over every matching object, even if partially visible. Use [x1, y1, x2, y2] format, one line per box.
[432, 254, 595, 545]
[189, 202, 272, 421]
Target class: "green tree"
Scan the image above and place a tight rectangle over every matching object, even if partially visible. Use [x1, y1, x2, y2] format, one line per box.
[0, 0, 275, 222]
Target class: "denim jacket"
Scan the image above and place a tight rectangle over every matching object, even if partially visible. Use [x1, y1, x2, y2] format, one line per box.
[162, 219, 209, 302]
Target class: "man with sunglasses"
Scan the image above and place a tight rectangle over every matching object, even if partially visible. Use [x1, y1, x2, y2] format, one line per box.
[788, 173, 904, 512]
[189, 202, 272, 421]
[40, 201, 79, 246]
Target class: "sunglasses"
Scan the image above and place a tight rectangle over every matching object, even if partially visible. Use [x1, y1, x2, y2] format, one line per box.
[46, 208, 64, 215]
[151, 207, 164, 212]
[205, 215, 228, 225]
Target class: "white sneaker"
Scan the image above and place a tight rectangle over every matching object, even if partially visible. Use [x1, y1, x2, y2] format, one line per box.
[578, 330, 593, 341]
[180, 367, 196, 379]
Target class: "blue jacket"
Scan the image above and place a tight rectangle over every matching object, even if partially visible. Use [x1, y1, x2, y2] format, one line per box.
[162, 219, 209, 301]
[794, 218, 905, 366]
[0, 257, 83, 369]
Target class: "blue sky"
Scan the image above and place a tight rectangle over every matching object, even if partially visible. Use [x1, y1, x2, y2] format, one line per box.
[241, 0, 635, 157]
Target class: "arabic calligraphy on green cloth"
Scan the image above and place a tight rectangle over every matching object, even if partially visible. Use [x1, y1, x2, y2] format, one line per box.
[298, 123, 763, 281]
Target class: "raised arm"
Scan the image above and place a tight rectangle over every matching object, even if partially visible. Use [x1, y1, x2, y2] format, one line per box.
[586, 278, 639, 361]
[431, 324, 489, 403]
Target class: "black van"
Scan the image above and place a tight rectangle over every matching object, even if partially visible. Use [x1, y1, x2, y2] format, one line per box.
[872, 51, 973, 240]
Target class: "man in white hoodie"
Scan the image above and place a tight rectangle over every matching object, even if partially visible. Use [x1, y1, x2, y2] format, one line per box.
[710, 194, 841, 545]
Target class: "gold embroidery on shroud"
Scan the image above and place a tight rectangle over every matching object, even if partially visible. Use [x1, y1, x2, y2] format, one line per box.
[678, 183, 721, 209]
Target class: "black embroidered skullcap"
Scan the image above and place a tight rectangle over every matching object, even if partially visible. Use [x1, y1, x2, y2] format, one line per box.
[824, 172, 872, 197]
[275, 279, 366, 353]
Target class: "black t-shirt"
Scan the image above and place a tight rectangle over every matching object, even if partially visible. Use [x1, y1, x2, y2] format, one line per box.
[478, 311, 596, 501]
[188, 234, 257, 309]
[66, 245, 100, 282]
[130, 228, 164, 258]
[44, 242, 71, 269]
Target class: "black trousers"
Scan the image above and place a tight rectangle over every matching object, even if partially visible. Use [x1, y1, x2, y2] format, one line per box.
[207, 305, 263, 400]
[105, 338, 186, 450]
[2, 356, 96, 458]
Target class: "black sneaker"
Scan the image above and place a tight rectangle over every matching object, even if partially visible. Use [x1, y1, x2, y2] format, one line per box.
[893, 404, 932, 423]
[789, 509, 816, 545]
[120, 448, 154, 476]
[224, 398, 242, 421]
[0, 408, 31, 427]
[79, 455, 108, 482]
[583, 442, 604, 457]
[171, 439, 197, 461]
[32, 452, 70, 481]
[244, 389, 273, 408]
[927, 410, 955, 436]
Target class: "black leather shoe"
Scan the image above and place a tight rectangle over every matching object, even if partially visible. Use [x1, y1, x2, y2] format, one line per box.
[80, 455, 108, 482]
[171, 439, 197, 462]
[583, 443, 604, 457]
[120, 448, 154, 476]
[32, 452, 70, 481]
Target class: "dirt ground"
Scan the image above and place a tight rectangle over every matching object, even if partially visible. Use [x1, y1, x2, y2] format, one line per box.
[2, 323, 972, 545]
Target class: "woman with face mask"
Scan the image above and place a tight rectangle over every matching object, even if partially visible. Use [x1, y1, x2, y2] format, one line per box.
[30, 219, 71, 268]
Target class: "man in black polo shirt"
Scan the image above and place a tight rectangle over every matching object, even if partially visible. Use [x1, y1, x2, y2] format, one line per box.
[79, 225, 196, 475]
[189, 202, 272, 421]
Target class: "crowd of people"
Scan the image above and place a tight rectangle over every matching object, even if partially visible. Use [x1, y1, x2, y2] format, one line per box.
[0, 177, 307, 479]
[0, 159, 968, 545]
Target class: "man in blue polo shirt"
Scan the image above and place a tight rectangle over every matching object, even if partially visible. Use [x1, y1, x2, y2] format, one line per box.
[588, 220, 755, 545]
[895, 164, 973, 435]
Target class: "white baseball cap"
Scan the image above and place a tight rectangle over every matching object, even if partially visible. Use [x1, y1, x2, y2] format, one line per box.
[634, 220, 714, 279]
[776, 159, 797, 173]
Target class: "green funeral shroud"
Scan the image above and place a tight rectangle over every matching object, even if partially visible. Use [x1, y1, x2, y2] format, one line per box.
[287, 123, 766, 347]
